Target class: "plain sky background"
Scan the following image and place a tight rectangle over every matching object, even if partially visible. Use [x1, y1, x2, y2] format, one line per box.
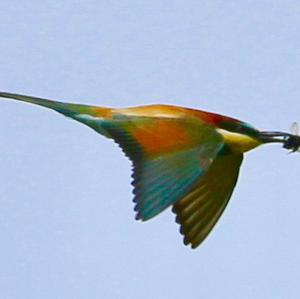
[1, 1, 300, 298]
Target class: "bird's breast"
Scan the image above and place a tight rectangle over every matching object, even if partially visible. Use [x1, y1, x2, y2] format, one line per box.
[217, 129, 261, 153]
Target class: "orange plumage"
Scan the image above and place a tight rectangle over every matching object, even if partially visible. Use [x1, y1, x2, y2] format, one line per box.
[1, 91, 299, 248]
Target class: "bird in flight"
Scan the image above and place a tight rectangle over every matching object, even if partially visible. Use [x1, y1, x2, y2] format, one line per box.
[1, 92, 299, 248]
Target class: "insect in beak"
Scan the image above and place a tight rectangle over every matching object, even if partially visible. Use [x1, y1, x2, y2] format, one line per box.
[283, 122, 300, 153]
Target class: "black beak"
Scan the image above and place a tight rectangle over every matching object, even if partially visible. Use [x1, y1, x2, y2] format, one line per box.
[259, 131, 300, 152]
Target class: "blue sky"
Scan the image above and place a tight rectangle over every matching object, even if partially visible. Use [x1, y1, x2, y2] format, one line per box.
[1, 1, 300, 298]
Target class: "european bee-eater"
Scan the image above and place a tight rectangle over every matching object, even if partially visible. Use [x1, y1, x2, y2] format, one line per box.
[1, 92, 299, 248]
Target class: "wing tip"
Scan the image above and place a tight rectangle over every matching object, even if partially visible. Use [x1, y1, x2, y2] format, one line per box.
[134, 210, 153, 221]
[172, 205, 204, 250]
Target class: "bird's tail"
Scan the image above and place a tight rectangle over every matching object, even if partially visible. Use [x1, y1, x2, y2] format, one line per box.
[0, 91, 115, 137]
[0, 91, 101, 116]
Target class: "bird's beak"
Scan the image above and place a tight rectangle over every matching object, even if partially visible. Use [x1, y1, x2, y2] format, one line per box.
[258, 131, 289, 143]
[259, 131, 300, 152]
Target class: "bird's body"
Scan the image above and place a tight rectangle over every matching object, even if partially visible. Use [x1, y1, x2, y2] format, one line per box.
[1, 92, 299, 248]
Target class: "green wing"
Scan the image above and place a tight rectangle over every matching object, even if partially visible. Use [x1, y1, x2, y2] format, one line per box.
[0, 91, 225, 222]
[100, 115, 224, 220]
[172, 154, 243, 248]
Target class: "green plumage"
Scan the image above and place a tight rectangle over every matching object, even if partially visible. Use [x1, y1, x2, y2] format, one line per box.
[2, 91, 296, 248]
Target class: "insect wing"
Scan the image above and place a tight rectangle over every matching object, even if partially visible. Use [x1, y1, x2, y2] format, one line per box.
[291, 122, 299, 135]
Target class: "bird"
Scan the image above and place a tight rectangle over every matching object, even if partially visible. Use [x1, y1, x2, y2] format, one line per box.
[1, 91, 300, 249]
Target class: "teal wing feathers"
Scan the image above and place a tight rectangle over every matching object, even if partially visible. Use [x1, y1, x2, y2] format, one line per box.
[100, 116, 224, 220]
